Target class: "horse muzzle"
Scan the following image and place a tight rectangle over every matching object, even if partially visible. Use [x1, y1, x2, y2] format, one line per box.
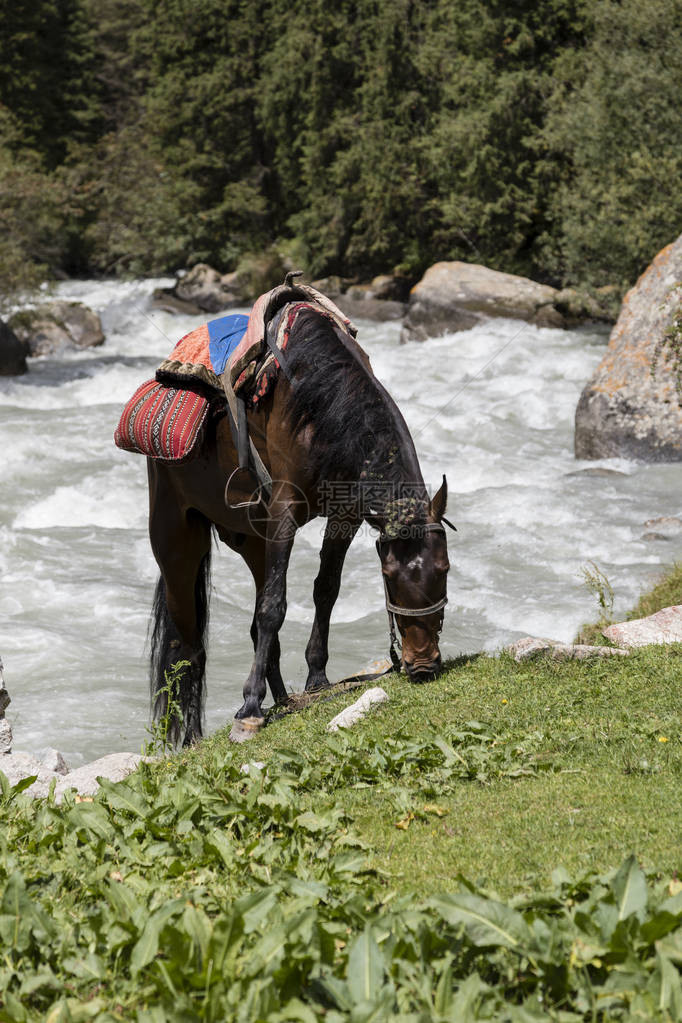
[403, 655, 442, 683]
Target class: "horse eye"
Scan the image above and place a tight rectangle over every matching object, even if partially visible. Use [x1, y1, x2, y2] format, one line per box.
[381, 556, 398, 578]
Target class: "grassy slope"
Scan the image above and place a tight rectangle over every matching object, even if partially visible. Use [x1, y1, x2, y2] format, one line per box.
[199, 646, 682, 898]
[2, 566, 682, 1018]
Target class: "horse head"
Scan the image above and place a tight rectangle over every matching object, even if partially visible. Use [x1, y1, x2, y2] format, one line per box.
[374, 476, 450, 681]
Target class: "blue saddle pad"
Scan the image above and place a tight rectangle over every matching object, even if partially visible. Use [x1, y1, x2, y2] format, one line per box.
[208, 314, 249, 375]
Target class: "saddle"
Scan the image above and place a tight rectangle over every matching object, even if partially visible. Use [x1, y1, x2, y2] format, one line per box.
[115, 274, 356, 485]
[219, 272, 357, 498]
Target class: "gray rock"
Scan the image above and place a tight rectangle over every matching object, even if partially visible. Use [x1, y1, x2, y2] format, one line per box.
[0, 750, 148, 801]
[52, 752, 147, 802]
[9, 301, 104, 357]
[574, 235, 682, 461]
[0, 659, 11, 753]
[565, 467, 628, 478]
[554, 286, 618, 324]
[602, 606, 682, 648]
[643, 516, 682, 536]
[170, 263, 251, 312]
[401, 261, 563, 342]
[505, 636, 629, 663]
[309, 275, 407, 322]
[0, 719, 12, 755]
[0, 319, 28, 375]
[0, 751, 59, 792]
[310, 276, 345, 299]
[38, 747, 69, 775]
[0, 658, 9, 716]
[337, 293, 406, 322]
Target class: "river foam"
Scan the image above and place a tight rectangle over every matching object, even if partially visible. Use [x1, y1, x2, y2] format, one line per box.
[1, 279, 680, 761]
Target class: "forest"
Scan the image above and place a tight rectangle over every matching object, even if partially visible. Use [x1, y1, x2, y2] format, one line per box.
[1, 0, 681, 298]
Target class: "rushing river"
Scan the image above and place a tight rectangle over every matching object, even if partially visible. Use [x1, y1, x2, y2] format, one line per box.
[1, 278, 680, 764]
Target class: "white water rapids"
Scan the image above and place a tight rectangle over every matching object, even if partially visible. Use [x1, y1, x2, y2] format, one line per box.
[1, 278, 680, 764]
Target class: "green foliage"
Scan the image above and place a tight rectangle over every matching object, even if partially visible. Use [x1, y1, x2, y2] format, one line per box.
[1, 640, 682, 1016]
[2, 0, 682, 295]
[0, 111, 70, 307]
[538, 0, 682, 288]
[0, 0, 101, 167]
[1, 661, 682, 1017]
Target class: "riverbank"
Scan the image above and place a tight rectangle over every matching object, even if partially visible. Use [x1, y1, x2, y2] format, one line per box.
[2, 565, 681, 1018]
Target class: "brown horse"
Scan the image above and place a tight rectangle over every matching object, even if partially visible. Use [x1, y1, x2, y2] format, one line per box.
[148, 304, 450, 745]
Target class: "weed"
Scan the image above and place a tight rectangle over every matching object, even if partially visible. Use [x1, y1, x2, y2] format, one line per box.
[580, 560, 615, 626]
[142, 659, 189, 755]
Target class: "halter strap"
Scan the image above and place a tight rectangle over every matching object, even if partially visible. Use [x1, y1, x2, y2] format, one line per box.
[376, 521, 447, 544]
[376, 521, 449, 669]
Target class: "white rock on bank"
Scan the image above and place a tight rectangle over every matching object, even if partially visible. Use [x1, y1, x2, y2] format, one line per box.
[602, 606, 682, 648]
[0, 751, 52, 789]
[38, 747, 69, 775]
[327, 687, 389, 732]
[0, 719, 11, 755]
[505, 637, 629, 663]
[0, 750, 148, 802]
[51, 753, 148, 803]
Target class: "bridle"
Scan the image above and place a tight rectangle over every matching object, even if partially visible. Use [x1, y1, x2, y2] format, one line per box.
[375, 521, 451, 671]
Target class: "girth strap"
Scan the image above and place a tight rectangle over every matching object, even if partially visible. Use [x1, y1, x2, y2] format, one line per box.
[222, 377, 272, 507]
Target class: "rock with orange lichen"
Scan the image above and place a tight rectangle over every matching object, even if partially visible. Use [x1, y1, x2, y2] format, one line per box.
[574, 237, 682, 461]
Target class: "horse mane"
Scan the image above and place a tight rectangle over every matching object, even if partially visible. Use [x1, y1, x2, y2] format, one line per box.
[283, 307, 424, 496]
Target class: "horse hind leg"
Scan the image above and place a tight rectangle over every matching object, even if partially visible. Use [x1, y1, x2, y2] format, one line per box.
[149, 505, 212, 748]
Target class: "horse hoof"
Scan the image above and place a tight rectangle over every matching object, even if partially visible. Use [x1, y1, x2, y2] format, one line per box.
[229, 716, 265, 743]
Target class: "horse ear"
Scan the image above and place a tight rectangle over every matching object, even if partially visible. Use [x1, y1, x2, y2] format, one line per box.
[431, 475, 448, 521]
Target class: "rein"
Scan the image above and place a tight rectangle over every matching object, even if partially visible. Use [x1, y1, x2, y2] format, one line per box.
[376, 521, 450, 671]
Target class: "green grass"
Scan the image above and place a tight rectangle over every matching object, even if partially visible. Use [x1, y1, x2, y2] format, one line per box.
[198, 646, 682, 898]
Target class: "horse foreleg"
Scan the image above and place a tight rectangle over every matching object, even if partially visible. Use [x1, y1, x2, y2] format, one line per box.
[232, 503, 297, 736]
[305, 518, 360, 691]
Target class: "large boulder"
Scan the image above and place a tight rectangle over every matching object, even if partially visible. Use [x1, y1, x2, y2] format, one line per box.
[602, 606, 682, 648]
[157, 263, 253, 313]
[574, 237, 682, 461]
[401, 261, 564, 341]
[0, 319, 28, 375]
[340, 275, 407, 322]
[9, 301, 104, 357]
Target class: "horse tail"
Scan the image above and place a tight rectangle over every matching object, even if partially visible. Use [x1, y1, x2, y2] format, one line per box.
[149, 547, 212, 746]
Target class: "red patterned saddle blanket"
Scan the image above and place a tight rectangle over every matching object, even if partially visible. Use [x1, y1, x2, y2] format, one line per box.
[114, 379, 210, 462]
[115, 278, 356, 463]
